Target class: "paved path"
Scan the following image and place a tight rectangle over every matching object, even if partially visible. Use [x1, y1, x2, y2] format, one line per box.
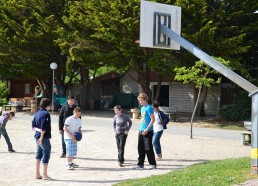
[0, 111, 251, 185]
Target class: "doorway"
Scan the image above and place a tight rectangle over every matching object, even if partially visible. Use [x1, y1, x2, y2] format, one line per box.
[153, 85, 169, 107]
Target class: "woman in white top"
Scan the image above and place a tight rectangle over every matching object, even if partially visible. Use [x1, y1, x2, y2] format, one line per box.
[152, 101, 163, 160]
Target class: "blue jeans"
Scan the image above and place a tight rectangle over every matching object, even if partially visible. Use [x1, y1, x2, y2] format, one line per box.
[35, 138, 51, 164]
[152, 130, 163, 155]
[0, 127, 13, 151]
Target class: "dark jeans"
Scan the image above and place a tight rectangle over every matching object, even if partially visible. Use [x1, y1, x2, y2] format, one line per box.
[35, 138, 51, 164]
[137, 130, 156, 167]
[116, 133, 127, 163]
[61, 131, 66, 154]
[0, 127, 13, 151]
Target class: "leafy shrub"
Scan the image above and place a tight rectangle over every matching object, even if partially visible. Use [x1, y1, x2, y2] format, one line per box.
[0, 81, 8, 98]
[0, 98, 8, 106]
[219, 104, 251, 121]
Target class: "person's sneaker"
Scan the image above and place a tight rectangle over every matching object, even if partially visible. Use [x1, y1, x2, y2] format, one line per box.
[71, 163, 79, 168]
[67, 164, 74, 170]
[60, 153, 66, 158]
[133, 165, 144, 170]
[148, 165, 157, 170]
[118, 162, 123, 167]
[8, 149, 15, 153]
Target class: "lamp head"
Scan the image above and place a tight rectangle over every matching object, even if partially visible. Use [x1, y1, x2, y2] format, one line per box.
[50, 62, 57, 70]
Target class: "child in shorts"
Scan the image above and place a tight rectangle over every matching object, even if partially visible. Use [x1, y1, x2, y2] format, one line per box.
[63, 107, 82, 170]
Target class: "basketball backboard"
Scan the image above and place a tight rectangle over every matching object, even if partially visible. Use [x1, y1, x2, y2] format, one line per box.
[140, 0, 181, 50]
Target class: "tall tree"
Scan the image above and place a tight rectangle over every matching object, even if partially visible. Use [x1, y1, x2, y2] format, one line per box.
[175, 57, 231, 138]
[170, 0, 257, 115]
[0, 0, 69, 97]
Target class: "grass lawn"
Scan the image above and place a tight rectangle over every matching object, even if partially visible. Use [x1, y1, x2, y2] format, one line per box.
[115, 157, 258, 186]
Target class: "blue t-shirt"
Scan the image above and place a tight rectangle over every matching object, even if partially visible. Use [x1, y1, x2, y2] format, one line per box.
[139, 104, 154, 131]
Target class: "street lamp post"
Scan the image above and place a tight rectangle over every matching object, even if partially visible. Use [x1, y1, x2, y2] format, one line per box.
[50, 62, 57, 112]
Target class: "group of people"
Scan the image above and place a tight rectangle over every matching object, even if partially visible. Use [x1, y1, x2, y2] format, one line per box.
[113, 93, 165, 169]
[0, 92, 166, 181]
[31, 96, 82, 180]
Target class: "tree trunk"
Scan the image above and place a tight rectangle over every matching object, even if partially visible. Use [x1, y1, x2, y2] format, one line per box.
[190, 87, 202, 139]
[196, 86, 208, 117]
[133, 49, 152, 102]
[154, 75, 163, 102]
[79, 66, 90, 110]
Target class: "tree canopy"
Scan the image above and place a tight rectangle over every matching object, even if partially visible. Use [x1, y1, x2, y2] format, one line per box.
[0, 0, 257, 109]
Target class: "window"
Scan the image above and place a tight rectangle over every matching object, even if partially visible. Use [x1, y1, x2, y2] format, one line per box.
[25, 83, 30, 94]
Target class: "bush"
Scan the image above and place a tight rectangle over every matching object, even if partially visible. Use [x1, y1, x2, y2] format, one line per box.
[0, 81, 8, 98]
[219, 104, 251, 121]
[0, 98, 8, 106]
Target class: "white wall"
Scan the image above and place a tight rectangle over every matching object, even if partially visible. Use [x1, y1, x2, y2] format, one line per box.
[121, 69, 221, 115]
[205, 85, 220, 115]
[169, 82, 194, 112]
[121, 69, 142, 93]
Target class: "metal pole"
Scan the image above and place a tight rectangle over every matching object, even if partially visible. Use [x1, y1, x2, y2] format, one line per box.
[159, 24, 258, 173]
[160, 24, 258, 95]
[252, 93, 258, 173]
[52, 69, 55, 113]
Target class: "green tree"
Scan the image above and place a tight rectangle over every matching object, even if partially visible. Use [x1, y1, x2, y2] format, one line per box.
[0, 81, 8, 99]
[175, 57, 231, 138]
[0, 0, 69, 97]
[170, 0, 257, 117]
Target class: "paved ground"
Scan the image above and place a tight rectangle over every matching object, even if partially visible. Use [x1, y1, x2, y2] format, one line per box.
[0, 109, 253, 185]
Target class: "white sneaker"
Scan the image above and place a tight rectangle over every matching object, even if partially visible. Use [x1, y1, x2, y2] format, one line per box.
[148, 165, 157, 170]
[67, 164, 74, 170]
[71, 163, 79, 168]
[133, 165, 144, 170]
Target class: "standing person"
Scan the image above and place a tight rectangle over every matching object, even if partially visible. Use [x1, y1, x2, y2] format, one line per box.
[32, 98, 53, 180]
[134, 93, 157, 170]
[34, 86, 43, 108]
[113, 105, 132, 167]
[63, 107, 82, 170]
[58, 96, 77, 158]
[152, 101, 164, 160]
[0, 111, 16, 152]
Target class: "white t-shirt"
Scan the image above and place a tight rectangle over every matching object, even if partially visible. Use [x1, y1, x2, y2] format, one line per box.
[64, 115, 82, 140]
[153, 112, 163, 133]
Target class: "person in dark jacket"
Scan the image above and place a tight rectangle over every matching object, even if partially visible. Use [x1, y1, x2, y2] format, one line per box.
[32, 98, 52, 180]
[58, 96, 76, 158]
[0, 111, 15, 152]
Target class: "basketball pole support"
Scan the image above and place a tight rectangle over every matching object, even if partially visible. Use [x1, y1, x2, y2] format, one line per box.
[159, 23, 258, 173]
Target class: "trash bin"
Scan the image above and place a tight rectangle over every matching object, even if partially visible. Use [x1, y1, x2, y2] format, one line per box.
[131, 108, 141, 119]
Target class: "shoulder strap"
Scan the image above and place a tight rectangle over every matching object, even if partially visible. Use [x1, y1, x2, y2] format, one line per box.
[158, 111, 164, 123]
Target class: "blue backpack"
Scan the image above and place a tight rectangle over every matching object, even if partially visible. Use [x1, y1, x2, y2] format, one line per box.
[158, 111, 170, 129]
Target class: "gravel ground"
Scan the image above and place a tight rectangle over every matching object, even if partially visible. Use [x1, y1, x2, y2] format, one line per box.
[0, 111, 251, 186]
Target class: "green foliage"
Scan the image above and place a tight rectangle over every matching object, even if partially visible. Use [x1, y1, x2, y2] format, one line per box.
[0, 0, 257, 108]
[0, 0, 65, 79]
[219, 104, 251, 121]
[0, 98, 8, 106]
[0, 81, 8, 98]
[174, 0, 256, 70]
[174, 57, 231, 88]
[115, 157, 257, 186]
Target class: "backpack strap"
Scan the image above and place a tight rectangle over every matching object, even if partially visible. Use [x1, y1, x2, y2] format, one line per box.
[158, 111, 164, 124]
